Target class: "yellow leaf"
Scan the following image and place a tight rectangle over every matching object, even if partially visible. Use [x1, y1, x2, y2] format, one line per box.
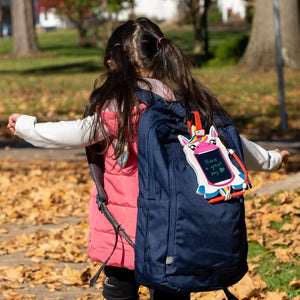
[264, 290, 287, 300]
[190, 290, 224, 299]
[273, 248, 294, 263]
[229, 273, 255, 299]
[261, 214, 283, 222]
[62, 264, 83, 285]
[252, 273, 267, 291]
[0, 265, 24, 282]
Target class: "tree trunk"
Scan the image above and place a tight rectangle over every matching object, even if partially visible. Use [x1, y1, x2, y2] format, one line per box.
[188, 0, 202, 54]
[279, 0, 300, 69]
[0, 8, 3, 38]
[76, 19, 88, 46]
[239, 0, 300, 71]
[200, 0, 211, 56]
[11, 0, 39, 55]
[91, 15, 100, 44]
[106, 13, 113, 40]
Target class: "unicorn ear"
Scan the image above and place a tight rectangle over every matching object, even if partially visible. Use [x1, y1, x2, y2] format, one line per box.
[178, 135, 189, 146]
[209, 126, 218, 138]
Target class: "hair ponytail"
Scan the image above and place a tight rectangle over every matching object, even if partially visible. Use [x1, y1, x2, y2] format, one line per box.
[145, 28, 230, 129]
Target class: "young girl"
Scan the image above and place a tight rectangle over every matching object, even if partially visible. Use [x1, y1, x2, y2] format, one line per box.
[8, 18, 289, 300]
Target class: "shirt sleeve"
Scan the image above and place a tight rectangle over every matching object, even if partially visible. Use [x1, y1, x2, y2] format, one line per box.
[14, 114, 108, 149]
[240, 136, 282, 172]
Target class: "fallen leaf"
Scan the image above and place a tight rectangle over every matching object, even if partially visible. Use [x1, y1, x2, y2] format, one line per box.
[273, 248, 294, 263]
[229, 273, 255, 299]
[62, 264, 83, 285]
[289, 277, 300, 288]
[264, 290, 287, 300]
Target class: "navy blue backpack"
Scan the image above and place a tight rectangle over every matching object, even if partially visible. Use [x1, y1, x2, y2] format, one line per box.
[134, 90, 249, 299]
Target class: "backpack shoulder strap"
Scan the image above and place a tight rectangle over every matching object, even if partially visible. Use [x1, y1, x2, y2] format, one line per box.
[135, 89, 165, 106]
[86, 146, 107, 203]
[223, 288, 239, 300]
[85, 146, 134, 286]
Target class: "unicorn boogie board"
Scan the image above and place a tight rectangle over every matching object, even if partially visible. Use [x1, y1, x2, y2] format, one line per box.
[178, 112, 248, 203]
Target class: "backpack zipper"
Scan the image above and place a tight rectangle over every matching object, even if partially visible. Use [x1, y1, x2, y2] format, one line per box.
[147, 120, 177, 265]
[166, 160, 176, 265]
[147, 120, 164, 200]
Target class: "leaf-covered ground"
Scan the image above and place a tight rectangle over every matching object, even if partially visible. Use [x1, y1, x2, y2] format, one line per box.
[0, 156, 299, 300]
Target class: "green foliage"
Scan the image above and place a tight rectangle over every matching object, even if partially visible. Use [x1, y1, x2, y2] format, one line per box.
[207, 10, 222, 24]
[107, 0, 134, 13]
[245, 1, 255, 24]
[244, 194, 254, 201]
[249, 240, 300, 298]
[0, 30, 103, 73]
[254, 253, 300, 298]
[248, 241, 268, 259]
[165, 29, 195, 56]
[214, 34, 249, 64]
[165, 28, 249, 66]
[270, 215, 292, 231]
[0, 38, 12, 55]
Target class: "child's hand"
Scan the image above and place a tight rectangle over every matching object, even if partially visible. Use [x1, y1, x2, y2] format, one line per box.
[274, 148, 290, 169]
[7, 113, 22, 135]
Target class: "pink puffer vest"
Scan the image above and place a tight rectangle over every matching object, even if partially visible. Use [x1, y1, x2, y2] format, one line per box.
[87, 107, 144, 270]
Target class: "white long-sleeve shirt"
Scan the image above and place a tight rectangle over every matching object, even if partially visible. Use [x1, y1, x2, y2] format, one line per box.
[15, 114, 282, 172]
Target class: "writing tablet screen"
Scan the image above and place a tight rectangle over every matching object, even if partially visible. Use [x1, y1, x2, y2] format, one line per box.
[195, 148, 232, 184]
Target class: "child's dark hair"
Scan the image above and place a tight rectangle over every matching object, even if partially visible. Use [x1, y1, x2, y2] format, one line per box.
[85, 18, 231, 157]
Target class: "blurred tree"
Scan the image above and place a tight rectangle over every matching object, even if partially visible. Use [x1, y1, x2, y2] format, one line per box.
[11, 0, 39, 55]
[101, 0, 135, 40]
[239, 0, 300, 71]
[178, 0, 211, 55]
[0, 7, 3, 38]
[39, 0, 134, 46]
[39, 0, 100, 45]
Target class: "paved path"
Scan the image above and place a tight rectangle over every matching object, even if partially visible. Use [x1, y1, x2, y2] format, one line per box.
[1, 137, 300, 159]
[250, 138, 300, 155]
[254, 171, 300, 196]
[0, 140, 86, 161]
[248, 138, 300, 195]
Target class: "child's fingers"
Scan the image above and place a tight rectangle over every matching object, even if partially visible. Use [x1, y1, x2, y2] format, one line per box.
[274, 149, 290, 164]
[281, 150, 290, 164]
[8, 113, 22, 124]
[7, 113, 22, 135]
[273, 149, 289, 169]
[7, 124, 16, 135]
